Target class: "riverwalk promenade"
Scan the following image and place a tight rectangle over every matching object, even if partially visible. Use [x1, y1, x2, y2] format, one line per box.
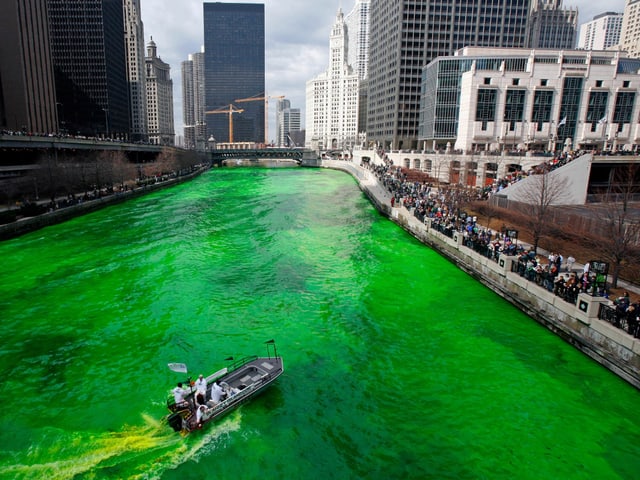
[320, 158, 640, 389]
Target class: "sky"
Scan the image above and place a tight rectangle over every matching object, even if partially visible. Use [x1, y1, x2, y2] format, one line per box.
[140, 0, 627, 144]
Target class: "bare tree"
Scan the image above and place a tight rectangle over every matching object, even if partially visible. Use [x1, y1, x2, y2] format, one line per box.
[514, 169, 570, 253]
[587, 164, 640, 288]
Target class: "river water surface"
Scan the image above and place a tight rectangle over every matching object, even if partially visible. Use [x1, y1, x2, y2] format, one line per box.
[0, 167, 638, 479]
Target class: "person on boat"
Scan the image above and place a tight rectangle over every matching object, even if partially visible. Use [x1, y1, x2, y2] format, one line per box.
[172, 382, 189, 409]
[195, 404, 210, 427]
[209, 380, 224, 404]
[195, 374, 207, 406]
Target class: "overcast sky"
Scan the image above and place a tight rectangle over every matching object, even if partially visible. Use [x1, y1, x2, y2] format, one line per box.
[140, 0, 627, 143]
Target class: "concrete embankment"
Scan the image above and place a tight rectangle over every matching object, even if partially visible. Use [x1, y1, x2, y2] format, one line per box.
[319, 159, 640, 390]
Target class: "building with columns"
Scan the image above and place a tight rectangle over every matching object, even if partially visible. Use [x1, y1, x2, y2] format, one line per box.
[306, 8, 359, 151]
[145, 38, 175, 146]
[419, 47, 640, 156]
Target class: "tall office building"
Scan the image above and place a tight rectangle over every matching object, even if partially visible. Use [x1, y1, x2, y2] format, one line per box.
[0, 0, 57, 133]
[47, 0, 130, 138]
[306, 8, 359, 151]
[276, 99, 301, 147]
[203, 2, 265, 144]
[123, 0, 148, 142]
[578, 12, 623, 50]
[145, 38, 174, 146]
[620, 1, 640, 58]
[367, 0, 530, 151]
[182, 50, 206, 150]
[527, 0, 577, 49]
[344, 0, 370, 81]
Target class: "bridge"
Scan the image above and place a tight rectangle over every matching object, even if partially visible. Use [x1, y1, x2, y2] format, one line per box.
[209, 148, 319, 166]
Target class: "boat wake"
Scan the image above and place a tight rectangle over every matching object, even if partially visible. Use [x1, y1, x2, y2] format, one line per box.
[0, 412, 242, 480]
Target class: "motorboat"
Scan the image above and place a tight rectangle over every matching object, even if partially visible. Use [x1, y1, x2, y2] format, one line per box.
[166, 340, 283, 434]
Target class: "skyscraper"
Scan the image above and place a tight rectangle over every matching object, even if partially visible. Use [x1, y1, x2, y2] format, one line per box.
[276, 99, 301, 147]
[0, 0, 57, 133]
[367, 0, 530, 150]
[578, 12, 624, 50]
[123, 0, 148, 142]
[145, 38, 174, 146]
[182, 50, 206, 150]
[203, 2, 265, 144]
[46, 0, 130, 138]
[620, 0, 640, 58]
[527, 0, 577, 49]
[306, 8, 359, 151]
[344, 0, 370, 81]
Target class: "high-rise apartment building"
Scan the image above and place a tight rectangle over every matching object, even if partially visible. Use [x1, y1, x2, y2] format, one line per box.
[620, 0, 640, 58]
[0, 0, 57, 133]
[182, 50, 206, 150]
[276, 99, 301, 147]
[145, 38, 174, 146]
[123, 0, 148, 142]
[306, 9, 359, 151]
[203, 2, 265, 144]
[527, 0, 577, 49]
[367, 0, 530, 151]
[46, 0, 130, 138]
[578, 12, 624, 50]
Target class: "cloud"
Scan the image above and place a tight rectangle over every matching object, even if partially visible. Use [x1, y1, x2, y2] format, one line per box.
[139, 0, 626, 142]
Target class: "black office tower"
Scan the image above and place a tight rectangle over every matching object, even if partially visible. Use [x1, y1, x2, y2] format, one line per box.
[47, 0, 130, 139]
[203, 2, 265, 144]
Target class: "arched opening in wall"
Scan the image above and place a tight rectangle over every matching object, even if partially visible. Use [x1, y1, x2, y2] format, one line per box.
[414, 158, 421, 170]
[424, 159, 432, 174]
[485, 162, 499, 186]
[465, 161, 478, 187]
[450, 160, 461, 184]
[331, 139, 338, 149]
[404, 158, 410, 168]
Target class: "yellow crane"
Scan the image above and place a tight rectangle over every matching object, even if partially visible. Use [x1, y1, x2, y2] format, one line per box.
[235, 94, 285, 145]
[205, 104, 244, 143]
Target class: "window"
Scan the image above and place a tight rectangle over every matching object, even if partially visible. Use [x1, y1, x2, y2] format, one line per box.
[595, 80, 603, 88]
[512, 78, 520, 86]
[475, 89, 496, 121]
[540, 79, 548, 86]
[484, 77, 491, 85]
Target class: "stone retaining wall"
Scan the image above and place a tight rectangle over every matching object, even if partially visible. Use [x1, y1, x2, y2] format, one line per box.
[320, 160, 640, 390]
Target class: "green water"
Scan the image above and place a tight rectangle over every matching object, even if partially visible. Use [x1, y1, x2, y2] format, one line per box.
[0, 167, 638, 480]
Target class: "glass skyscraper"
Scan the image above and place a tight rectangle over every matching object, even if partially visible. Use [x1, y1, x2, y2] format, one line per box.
[203, 2, 265, 144]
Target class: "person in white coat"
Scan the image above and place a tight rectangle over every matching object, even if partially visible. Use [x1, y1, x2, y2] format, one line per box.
[194, 374, 207, 406]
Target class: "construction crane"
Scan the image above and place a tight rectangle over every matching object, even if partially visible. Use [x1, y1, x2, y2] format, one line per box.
[205, 104, 244, 143]
[235, 94, 285, 145]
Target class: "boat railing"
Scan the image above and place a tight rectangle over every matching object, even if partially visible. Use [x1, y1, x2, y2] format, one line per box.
[207, 371, 280, 417]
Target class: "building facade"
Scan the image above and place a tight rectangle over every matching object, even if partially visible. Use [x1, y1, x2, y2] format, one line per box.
[203, 2, 265, 144]
[123, 0, 148, 142]
[275, 99, 301, 147]
[419, 47, 640, 156]
[182, 50, 206, 150]
[527, 0, 577, 49]
[367, 0, 530, 151]
[306, 9, 359, 151]
[145, 38, 174, 146]
[0, 0, 57, 134]
[47, 0, 130, 139]
[577, 12, 624, 50]
[620, 0, 640, 59]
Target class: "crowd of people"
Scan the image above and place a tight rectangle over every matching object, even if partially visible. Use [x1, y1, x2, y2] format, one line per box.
[361, 153, 640, 338]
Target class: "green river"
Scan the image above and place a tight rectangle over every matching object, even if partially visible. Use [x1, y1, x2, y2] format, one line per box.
[0, 167, 638, 479]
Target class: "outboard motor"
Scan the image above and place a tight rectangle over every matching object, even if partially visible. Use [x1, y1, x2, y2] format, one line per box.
[167, 412, 184, 432]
